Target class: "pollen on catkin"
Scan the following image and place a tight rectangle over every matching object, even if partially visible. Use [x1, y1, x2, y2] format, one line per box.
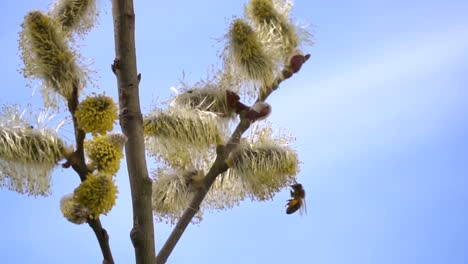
[225, 19, 275, 96]
[204, 169, 247, 210]
[50, 0, 98, 36]
[144, 108, 224, 168]
[0, 105, 71, 196]
[19, 11, 84, 108]
[226, 127, 299, 200]
[105, 133, 128, 148]
[152, 168, 203, 224]
[60, 193, 89, 224]
[75, 94, 118, 135]
[0, 128, 66, 166]
[246, 0, 307, 60]
[172, 82, 237, 119]
[0, 129, 68, 196]
[73, 172, 117, 219]
[84, 133, 125, 175]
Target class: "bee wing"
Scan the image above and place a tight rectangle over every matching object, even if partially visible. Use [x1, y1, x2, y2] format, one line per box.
[299, 198, 307, 216]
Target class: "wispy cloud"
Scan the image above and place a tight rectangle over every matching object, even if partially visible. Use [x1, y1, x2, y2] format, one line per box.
[311, 23, 468, 98]
[277, 24, 468, 163]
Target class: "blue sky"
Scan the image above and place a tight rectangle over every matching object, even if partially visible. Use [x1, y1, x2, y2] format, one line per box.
[1, 0, 468, 263]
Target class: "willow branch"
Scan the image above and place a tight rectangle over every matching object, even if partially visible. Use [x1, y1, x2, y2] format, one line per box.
[64, 81, 87, 179]
[65, 82, 115, 264]
[88, 219, 114, 264]
[258, 53, 310, 102]
[156, 57, 309, 263]
[111, 0, 156, 263]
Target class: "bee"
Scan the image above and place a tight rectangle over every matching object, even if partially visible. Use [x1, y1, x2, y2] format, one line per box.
[286, 183, 306, 215]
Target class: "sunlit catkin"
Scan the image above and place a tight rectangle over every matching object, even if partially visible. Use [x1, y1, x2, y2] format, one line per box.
[73, 172, 117, 219]
[75, 94, 118, 136]
[60, 193, 89, 224]
[226, 127, 299, 200]
[0, 128, 68, 196]
[84, 133, 126, 176]
[172, 86, 236, 119]
[225, 19, 275, 95]
[0, 105, 71, 196]
[204, 169, 248, 210]
[246, 0, 302, 59]
[50, 0, 98, 35]
[152, 169, 204, 224]
[144, 109, 224, 168]
[19, 11, 84, 108]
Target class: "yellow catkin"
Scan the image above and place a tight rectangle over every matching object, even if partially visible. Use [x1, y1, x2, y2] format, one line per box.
[248, 0, 279, 24]
[152, 169, 203, 224]
[73, 173, 117, 219]
[225, 19, 275, 94]
[172, 85, 236, 119]
[75, 95, 118, 135]
[0, 105, 71, 196]
[144, 109, 224, 168]
[204, 169, 248, 210]
[84, 134, 125, 175]
[0, 127, 68, 196]
[51, 0, 98, 35]
[19, 11, 84, 108]
[60, 193, 89, 224]
[0, 128, 65, 164]
[226, 127, 299, 200]
[246, 0, 300, 56]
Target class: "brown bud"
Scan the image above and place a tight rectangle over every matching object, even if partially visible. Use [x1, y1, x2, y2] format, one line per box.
[226, 90, 240, 108]
[289, 53, 310, 73]
[226, 90, 249, 113]
[245, 102, 271, 122]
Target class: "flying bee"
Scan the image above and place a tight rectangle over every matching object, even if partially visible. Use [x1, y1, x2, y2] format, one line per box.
[286, 183, 306, 215]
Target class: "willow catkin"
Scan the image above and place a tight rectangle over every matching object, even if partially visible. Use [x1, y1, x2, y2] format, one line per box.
[84, 133, 125, 175]
[246, 0, 300, 57]
[51, 0, 98, 35]
[20, 11, 84, 107]
[224, 19, 275, 96]
[75, 94, 118, 135]
[144, 109, 224, 168]
[73, 172, 117, 219]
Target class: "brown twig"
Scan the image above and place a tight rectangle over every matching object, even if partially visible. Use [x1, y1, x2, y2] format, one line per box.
[257, 53, 310, 102]
[66, 82, 88, 180]
[88, 218, 114, 263]
[66, 81, 115, 264]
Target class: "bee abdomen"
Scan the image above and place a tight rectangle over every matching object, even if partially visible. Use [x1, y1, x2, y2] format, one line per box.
[286, 199, 301, 214]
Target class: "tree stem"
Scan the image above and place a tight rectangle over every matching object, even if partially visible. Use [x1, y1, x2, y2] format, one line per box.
[111, 0, 156, 263]
[88, 219, 114, 264]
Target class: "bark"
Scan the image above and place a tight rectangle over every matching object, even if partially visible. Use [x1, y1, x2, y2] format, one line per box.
[88, 219, 114, 264]
[110, 0, 156, 263]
